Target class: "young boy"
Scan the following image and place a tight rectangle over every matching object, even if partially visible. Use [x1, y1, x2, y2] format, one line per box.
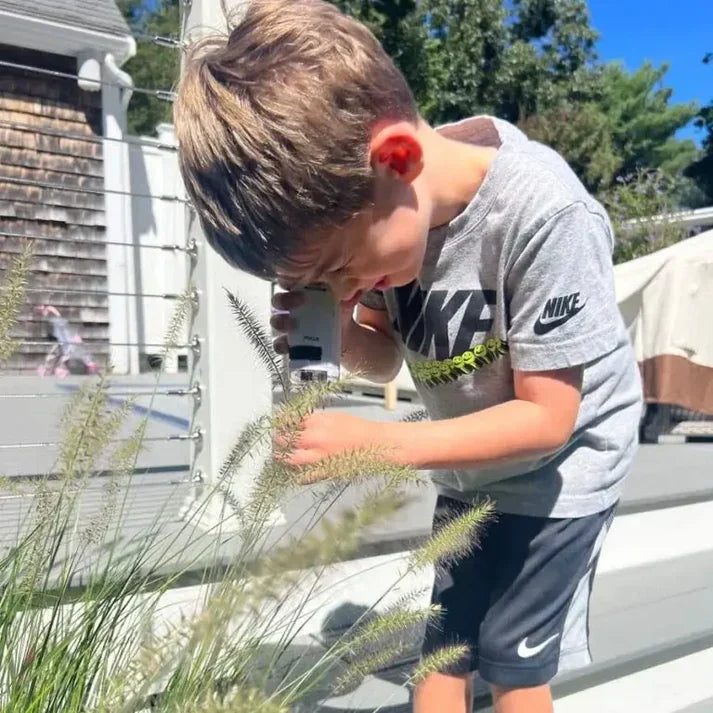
[174, 2, 643, 711]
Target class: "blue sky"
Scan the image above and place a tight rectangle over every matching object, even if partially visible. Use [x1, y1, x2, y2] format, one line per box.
[587, 0, 712, 145]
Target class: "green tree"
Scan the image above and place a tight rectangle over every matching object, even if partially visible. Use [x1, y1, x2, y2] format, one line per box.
[601, 169, 690, 264]
[523, 62, 698, 195]
[331, 1, 700, 201]
[119, 0, 180, 136]
[685, 53, 713, 203]
[330, 0, 601, 124]
[597, 62, 698, 179]
[489, 0, 600, 118]
[519, 101, 620, 191]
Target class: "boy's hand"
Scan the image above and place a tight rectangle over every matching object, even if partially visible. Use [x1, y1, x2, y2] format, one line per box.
[270, 289, 305, 355]
[270, 289, 353, 355]
[276, 411, 389, 477]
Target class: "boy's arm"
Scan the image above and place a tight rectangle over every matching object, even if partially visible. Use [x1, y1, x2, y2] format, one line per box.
[378, 366, 582, 470]
[341, 303, 402, 383]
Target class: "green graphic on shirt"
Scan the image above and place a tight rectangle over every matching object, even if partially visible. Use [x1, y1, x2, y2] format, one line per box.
[408, 337, 508, 386]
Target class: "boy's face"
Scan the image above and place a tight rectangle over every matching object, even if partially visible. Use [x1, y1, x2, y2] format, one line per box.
[277, 122, 431, 307]
[279, 188, 430, 307]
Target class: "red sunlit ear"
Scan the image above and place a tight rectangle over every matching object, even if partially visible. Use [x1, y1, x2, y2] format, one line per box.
[371, 129, 423, 183]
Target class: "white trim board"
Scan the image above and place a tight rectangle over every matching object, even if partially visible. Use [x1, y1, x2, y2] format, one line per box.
[0, 10, 135, 63]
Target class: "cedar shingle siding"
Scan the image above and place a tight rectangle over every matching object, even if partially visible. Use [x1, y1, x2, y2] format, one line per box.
[0, 44, 109, 371]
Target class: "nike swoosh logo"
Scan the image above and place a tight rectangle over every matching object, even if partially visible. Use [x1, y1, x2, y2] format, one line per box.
[517, 633, 560, 659]
[534, 303, 586, 335]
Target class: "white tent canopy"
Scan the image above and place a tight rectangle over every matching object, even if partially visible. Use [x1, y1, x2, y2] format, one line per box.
[616, 229, 713, 414]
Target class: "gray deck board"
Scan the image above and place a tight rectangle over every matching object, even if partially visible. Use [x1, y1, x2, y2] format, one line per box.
[675, 699, 713, 713]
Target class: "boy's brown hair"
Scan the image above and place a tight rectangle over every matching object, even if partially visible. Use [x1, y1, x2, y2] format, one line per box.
[174, 0, 418, 277]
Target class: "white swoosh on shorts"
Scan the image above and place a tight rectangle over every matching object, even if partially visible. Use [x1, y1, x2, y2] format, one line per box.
[517, 633, 560, 659]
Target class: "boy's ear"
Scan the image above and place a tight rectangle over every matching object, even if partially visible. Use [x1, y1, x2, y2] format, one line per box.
[370, 123, 423, 183]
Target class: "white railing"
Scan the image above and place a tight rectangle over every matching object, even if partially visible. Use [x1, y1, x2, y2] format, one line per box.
[623, 205, 713, 231]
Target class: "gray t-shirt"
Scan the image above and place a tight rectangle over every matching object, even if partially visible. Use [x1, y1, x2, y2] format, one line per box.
[361, 116, 643, 518]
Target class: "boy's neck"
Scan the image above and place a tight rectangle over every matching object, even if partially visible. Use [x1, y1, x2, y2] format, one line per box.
[418, 121, 498, 230]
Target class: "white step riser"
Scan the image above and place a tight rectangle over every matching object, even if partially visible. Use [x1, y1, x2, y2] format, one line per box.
[479, 648, 713, 713]
[322, 647, 713, 713]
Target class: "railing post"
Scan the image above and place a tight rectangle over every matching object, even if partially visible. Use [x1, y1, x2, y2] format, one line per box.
[157, 122, 185, 374]
[102, 54, 140, 375]
[181, 0, 279, 532]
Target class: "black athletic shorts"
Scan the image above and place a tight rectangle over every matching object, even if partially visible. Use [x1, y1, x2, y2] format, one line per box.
[421, 495, 617, 688]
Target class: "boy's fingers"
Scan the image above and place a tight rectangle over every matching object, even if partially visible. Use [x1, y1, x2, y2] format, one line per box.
[272, 291, 305, 311]
[273, 336, 289, 355]
[270, 314, 296, 333]
[273, 431, 288, 451]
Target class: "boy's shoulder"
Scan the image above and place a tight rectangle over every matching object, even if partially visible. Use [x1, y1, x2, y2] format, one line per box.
[434, 115, 614, 265]
[481, 119, 611, 246]
[443, 115, 590, 203]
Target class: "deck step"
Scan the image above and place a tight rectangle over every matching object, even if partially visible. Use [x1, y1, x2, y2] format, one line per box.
[675, 697, 713, 713]
[478, 647, 713, 713]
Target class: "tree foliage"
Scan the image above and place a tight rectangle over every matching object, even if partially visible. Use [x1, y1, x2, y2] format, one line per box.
[118, 0, 180, 136]
[596, 63, 698, 179]
[685, 52, 713, 203]
[333, 0, 601, 125]
[601, 169, 691, 264]
[522, 62, 699, 193]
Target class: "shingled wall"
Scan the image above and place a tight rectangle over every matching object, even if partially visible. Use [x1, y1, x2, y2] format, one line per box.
[0, 43, 109, 372]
